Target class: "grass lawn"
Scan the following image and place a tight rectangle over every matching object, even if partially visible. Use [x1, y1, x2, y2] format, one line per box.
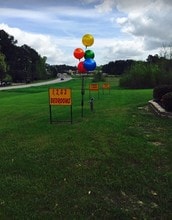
[0, 77, 171, 219]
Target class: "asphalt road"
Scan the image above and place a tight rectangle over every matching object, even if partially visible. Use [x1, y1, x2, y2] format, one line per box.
[0, 77, 72, 91]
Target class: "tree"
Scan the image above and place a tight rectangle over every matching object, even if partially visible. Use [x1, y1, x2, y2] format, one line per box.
[0, 30, 17, 64]
[35, 56, 47, 80]
[102, 60, 134, 75]
[0, 52, 7, 85]
[146, 54, 159, 64]
[0, 30, 49, 82]
[159, 43, 172, 60]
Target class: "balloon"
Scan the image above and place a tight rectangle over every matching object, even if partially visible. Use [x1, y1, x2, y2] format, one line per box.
[84, 50, 95, 59]
[77, 61, 87, 73]
[82, 34, 94, 47]
[73, 48, 85, 60]
[84, 58, 96, 71]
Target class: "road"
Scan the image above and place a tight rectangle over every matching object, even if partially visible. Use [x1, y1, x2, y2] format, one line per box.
[0, 77, 72, 91]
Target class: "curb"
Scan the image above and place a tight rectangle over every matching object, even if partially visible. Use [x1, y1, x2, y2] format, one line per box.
[148, 100, 172, 119]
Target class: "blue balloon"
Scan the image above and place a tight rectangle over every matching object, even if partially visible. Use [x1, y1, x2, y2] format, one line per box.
[83, 58, 96, 71]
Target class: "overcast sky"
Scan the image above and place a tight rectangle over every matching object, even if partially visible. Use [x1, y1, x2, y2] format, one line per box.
[0, 0, 171, 66]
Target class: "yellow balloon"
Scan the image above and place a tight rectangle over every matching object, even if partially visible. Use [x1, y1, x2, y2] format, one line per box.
[82, 34, 94, 47]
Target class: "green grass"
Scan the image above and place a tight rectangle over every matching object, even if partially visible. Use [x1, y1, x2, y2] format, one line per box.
[0, 77, 171, 219]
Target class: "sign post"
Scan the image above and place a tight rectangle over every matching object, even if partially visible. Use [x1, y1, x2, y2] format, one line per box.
[49, 88, 72, 124]
[81, 75, 85, 117]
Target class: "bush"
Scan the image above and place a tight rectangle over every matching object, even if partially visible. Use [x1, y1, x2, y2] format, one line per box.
[92, 71, 105, 82]
[161, 92, 172, 111]
[119, 62, 160, 89]
[153, 85, 172, 102]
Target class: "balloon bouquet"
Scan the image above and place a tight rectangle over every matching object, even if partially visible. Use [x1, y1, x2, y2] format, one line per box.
[73, 34, 96, 117]
[73, 34, 96, 73]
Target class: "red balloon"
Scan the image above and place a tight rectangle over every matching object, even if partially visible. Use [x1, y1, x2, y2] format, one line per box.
[73, 48, 85, 60]
[77, 61, 87, 73]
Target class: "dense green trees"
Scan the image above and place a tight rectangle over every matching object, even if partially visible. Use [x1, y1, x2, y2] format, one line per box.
[0, 30, 77, 84]
[102, 60, 134, 75]
[119, 55, 172, 89]
[0, 30, 49, 83]
[101, 52, 172, 89]
[102, 50, 172, 89]
[119, 62, 161, 88]
[0, 52, 7, 85]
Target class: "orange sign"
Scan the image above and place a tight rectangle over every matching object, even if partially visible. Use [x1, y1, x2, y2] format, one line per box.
[89, 83, 99, 91]
[49, 88, 72, 106]
[102, 83, 110, 89]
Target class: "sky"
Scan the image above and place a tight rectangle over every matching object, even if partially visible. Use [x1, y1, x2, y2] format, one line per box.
[0, 0, 172, 66]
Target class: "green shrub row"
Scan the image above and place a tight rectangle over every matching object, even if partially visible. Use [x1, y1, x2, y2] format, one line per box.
[119, 62, 172, 89]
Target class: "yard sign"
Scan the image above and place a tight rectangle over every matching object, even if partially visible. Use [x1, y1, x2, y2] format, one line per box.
[89, 83, 99, 91]
[49, 88, 72, 123]
[102, 83, 110, 94]
[89, 83, 99, 99]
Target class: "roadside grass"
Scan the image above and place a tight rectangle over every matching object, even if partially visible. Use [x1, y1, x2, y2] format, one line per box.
[0, 77, 171, 219]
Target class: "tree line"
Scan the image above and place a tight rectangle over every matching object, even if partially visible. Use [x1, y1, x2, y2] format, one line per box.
[0, 30, 48, 84]
[0, 30, 75, 85]
[102, 53, 172, 76]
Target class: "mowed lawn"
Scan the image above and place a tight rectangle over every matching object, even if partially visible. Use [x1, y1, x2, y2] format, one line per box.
[0, 77, 171, 219]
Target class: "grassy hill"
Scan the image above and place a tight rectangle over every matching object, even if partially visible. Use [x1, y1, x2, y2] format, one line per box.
[0, 77, 171, 219]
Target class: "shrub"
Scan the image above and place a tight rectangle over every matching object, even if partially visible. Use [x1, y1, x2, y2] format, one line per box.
[119, 62, 160, 89]
[3, 74, 12, 85]
[161, 92, 172, 111]
[92, 71, 105, 82]
[153, 85, 172, 102]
